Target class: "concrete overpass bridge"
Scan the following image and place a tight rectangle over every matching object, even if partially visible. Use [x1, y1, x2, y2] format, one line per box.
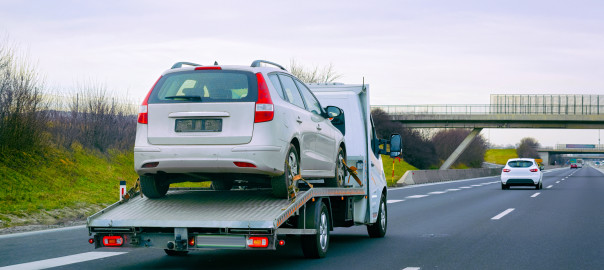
[537, 145, 604, 165]
[372, 102, 604, 169]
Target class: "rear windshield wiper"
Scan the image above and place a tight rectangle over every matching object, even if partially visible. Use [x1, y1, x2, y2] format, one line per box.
[164, 95, 202, 101]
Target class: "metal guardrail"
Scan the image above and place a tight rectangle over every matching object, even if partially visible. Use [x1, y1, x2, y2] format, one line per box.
[372, 104, 604, 115]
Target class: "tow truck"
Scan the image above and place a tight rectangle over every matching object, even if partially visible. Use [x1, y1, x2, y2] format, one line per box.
[87, 83, 401, 258]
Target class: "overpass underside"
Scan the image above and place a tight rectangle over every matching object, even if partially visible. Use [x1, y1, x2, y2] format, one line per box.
[392, 114, 604, 129]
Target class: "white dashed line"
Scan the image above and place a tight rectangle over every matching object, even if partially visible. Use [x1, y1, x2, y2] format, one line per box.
[406, 195, 429, 199]
[531, 192, 541, 198]
[492, 208, 515, 220]
[387, 199, 404, 204]
[446, 188, 461, 191]
[402, 268, 421, 270]
[0, 252, 127, 270]
[459, 186, 472, 189]
[546, 185, 553, 189]
[471, 184, 482, 187]
[428, 191, 446, 195]
[556, 181, 560, 184]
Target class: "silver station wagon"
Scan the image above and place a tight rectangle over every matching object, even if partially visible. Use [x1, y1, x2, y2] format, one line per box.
[134, 60, 346, 198]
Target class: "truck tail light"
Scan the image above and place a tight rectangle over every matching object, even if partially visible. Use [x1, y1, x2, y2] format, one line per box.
[254, 73, 274, 123]
[188, 236, 195, 247]
[530, 168, 538, 172]
[102, 236, 124, 247]
[247, 236, 269, 248]
[503, 169, 510, 172]
[138, 76, 161, 124]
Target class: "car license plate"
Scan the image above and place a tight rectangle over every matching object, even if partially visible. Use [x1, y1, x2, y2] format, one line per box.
[175, 119, 222, 132]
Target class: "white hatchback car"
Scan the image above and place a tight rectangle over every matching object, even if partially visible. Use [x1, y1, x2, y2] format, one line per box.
[500, 158, 543, 190]
[134, 60, 346, 198]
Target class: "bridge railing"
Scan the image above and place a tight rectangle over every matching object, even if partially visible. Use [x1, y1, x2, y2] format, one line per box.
[372, 104, 604, 115]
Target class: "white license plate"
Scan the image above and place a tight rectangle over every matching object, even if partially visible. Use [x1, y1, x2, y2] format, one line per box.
[175, 119, 222, 132]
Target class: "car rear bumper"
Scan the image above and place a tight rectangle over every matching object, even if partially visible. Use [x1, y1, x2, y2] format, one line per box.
[501, 175, 541, 185]
[134, 144, 285, 176]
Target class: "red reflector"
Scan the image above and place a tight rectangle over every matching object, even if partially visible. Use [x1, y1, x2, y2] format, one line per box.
[142, 162, 159, 168]
[278, 240, 285, 246]
[88, 238, 95, 244]
[503, 169, 510, 172]
[254, 73, 274, 123]
[102, 236, 124, 247]
[188, 236, 195, 247]
[247, 237, 269, 248]
[234, 162, 256, 168]
[530, 168, 538, 172]
[195, 66, 222, 70]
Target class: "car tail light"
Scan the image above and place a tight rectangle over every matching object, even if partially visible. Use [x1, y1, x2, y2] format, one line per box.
[188, 236, 195, 247]
[247, 236, 269, 248]
[254, 73, 274, 123]
[102, 236, 124, 247]
[503, 169, 510, 172]
[530, 168, 538, 172]
[195, 66, 222, 70]
[138, 76, 162, 124]
[234, 162, 256, 168]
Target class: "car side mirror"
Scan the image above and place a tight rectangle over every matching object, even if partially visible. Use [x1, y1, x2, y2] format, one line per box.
[325, 106, 344, 124]
[389, 134, 402, 158]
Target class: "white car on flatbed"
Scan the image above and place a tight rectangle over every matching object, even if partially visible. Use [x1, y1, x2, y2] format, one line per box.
[88, 78, 402, 259]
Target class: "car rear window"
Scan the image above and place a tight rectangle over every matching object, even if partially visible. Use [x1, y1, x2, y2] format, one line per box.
[507, 160, 534, 168]
[147, 70, 257, 104]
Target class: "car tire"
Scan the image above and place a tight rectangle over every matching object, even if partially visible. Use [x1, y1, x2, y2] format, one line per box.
[501, 183, 507, 190]
[271, 144, 298, 198]
[140, 175, 169, 199]
[211, 179, 234, 191]
[367, 194, 387, 238]
[301, 200, 330, 258]
[324, 147, 346, 187]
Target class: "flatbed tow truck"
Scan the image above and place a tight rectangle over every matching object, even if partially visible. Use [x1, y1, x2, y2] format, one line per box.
[87, 83, 401, 258]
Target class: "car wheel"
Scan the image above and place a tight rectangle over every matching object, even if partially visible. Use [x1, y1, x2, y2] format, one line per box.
[271, 144, 298, 198]
[367, 194, 387, 238]
[211, 179, 234, 191]
[324, 147, 346, 187]
[501, 183, 508, 190]
[301, 200, 330, 258]
[140, 175, 169, 198]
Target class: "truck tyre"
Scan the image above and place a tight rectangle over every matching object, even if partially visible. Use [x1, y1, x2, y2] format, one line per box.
[324, 147, 346, 187]
[164, 249, 188, 256]
[211, 179, 234, 191]
[140, 175, 169, 199]
[301, 200, 330, 258]
[367, 194, 387, 238]
[271, 144, 298, 198]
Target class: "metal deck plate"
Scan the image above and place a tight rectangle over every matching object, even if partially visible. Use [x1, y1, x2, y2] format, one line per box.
[88, 190, 292, 229]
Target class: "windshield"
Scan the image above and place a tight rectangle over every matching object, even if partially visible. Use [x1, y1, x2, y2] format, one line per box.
[507, 160, 534, 168]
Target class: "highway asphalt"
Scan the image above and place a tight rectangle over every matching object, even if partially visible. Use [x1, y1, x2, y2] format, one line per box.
[1, 166, 602, 270]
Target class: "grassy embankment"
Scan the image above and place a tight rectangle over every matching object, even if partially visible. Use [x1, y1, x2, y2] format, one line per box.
[380, 155, 418, 186]
[484, 148, 518, 165]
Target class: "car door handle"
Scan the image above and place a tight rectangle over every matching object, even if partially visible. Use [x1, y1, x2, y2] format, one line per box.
[296, 118, 302, 124]
[316, 125, 322, 130]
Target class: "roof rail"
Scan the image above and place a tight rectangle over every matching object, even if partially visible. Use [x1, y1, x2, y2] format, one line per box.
[171, 62, 202, 69]
[250, 60, 286, 71]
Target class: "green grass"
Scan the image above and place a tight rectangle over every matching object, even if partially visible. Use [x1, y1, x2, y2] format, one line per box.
[485, 148, 518, 165]
[380, 155, 418, 187]
[0, 143, 139, 226]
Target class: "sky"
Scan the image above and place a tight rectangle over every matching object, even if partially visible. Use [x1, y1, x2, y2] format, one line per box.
[1, 0, 603, 147]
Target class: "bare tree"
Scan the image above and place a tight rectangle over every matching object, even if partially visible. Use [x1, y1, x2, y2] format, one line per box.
[516, 137, 540, 159]
[288, 59, 342, 83]
[431, 129, 488, 168]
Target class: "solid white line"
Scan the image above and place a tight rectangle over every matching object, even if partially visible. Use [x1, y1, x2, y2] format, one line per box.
[0, 252, 127, 270]
[387, 199, 404, 204]
[406, 195, 429, 199]
[531, 192, 541, 198]
[492, 208, 515, 220]
[428, 191, 446, 195]
[0, 225, 86, 240]
[546, 185, 553, 189]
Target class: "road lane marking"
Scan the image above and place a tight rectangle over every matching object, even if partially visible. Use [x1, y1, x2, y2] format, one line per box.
[459, 186, 472, 189]
[446, 188, 461, 191]
[428, 191, 446, 194]
[556, 181, 560, 183]
[406, 195, 429, 199]
[387, 199, 404, 204]
[0, 252, 127, 270]
[402, 268, 421, 270]
[531, 192, 541, 198]
[546, 185, 553, 189]
[492, 208, 515, 220]
[471, 184, 482, 187]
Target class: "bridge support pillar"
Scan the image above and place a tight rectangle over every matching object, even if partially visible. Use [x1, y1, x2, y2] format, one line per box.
[440, 128, 483, 170]
[537, 151, 550, 165]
